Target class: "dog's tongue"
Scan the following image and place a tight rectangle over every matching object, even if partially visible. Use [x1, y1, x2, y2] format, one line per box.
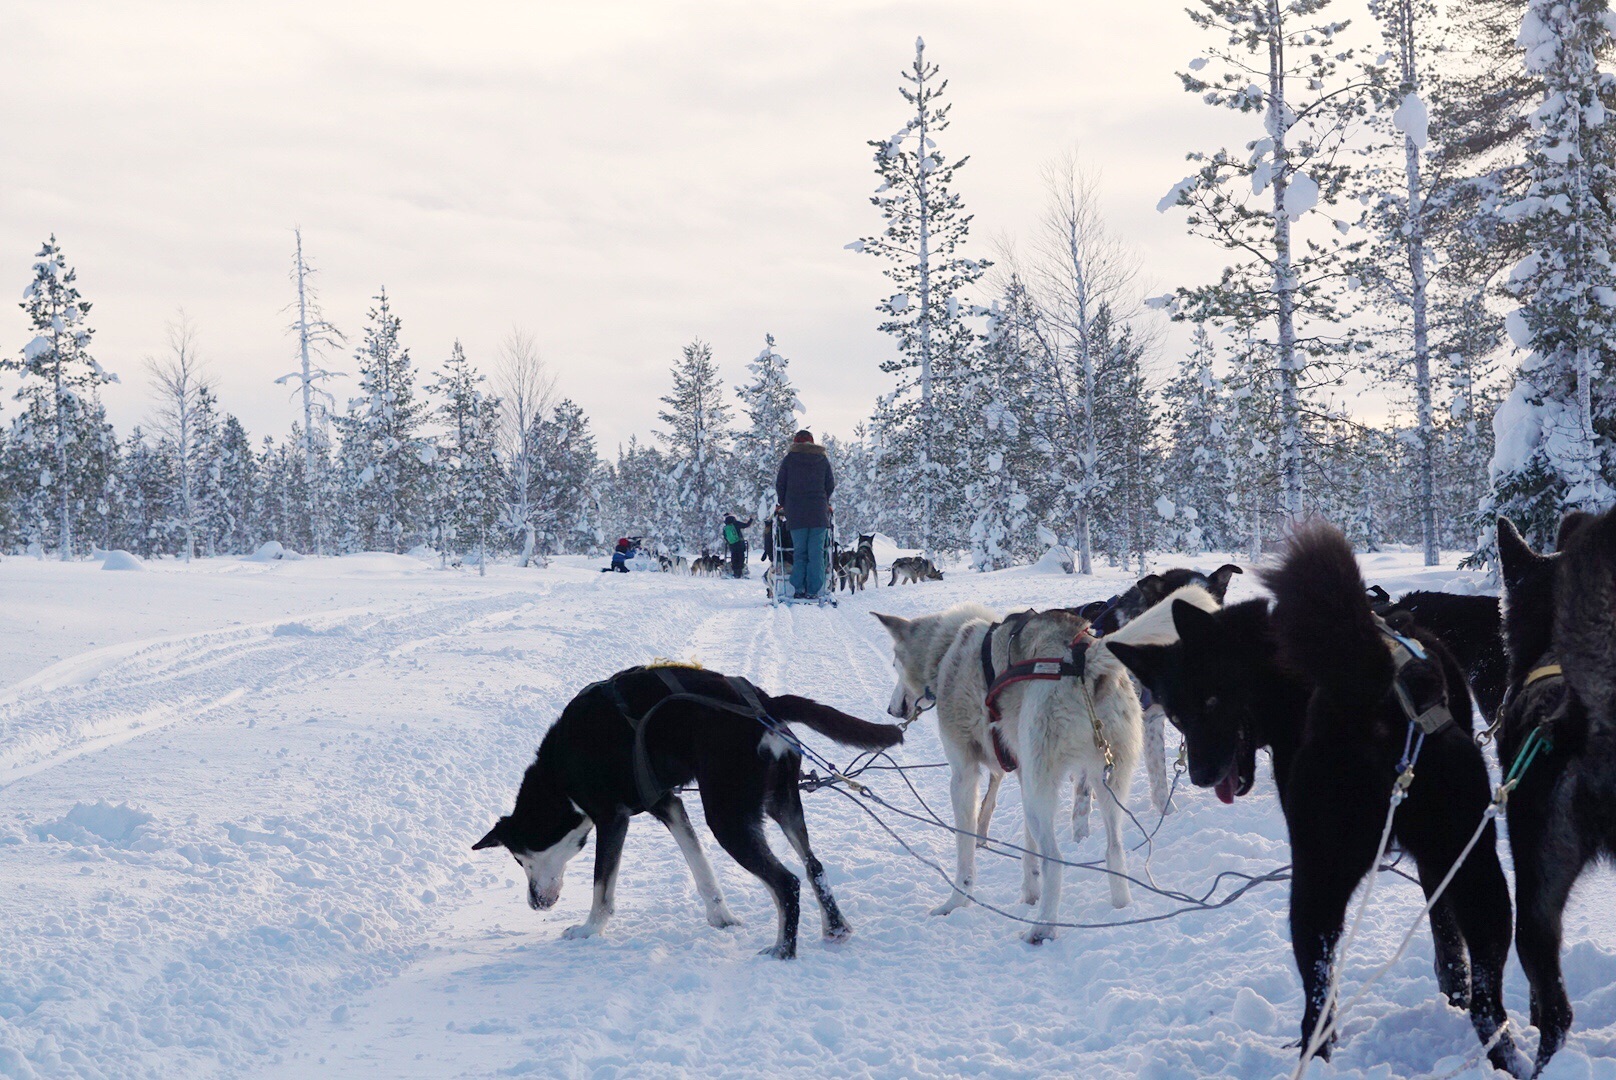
[1215, 768, 1239, 805]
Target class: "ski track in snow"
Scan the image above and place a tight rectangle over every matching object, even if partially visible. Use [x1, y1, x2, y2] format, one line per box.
[1, 554, 1614, 1079]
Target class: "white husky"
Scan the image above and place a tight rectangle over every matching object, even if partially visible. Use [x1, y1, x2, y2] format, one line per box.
[876, 584, 1220, 943]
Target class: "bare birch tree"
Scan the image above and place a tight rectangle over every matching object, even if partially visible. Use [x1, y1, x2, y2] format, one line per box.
[146, 312, 211, 562]
[274, 228, 345, 555]
[1031, 153, 1143, 574]
[495, 328, 556, 567]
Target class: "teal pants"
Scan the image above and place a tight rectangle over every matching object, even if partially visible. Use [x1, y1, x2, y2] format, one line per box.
[789, 528, 827, 598]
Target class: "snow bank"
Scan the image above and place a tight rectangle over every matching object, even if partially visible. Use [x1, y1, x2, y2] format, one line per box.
[870, 533, 917, 567]
[337, 552, 434, 574]
[1031, 544, 1076, 574]
[246, 541, 302, 562]
[100, 549, 145, 571]
[34, 800, 155, 848]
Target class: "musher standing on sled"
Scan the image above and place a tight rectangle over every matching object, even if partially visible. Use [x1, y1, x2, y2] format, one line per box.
[722, 513, 754, 578]
[775, 430, 834, 599]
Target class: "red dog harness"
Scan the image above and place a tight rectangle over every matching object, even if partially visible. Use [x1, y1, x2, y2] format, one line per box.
[980, 616, 1094, 772]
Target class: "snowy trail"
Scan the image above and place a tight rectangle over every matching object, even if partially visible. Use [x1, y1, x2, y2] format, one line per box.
[0, 587, 560, 787]
[3, 555, 1614, 1079]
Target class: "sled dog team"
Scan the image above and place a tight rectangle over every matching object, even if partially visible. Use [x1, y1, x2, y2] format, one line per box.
[476, 513, 1616, 1077]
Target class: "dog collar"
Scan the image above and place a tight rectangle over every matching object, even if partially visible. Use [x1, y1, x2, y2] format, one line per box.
[1524, 664, 1563, 688]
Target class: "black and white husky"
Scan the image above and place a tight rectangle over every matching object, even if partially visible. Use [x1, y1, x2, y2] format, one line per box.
[1084, 563, 1242, 636]
[473, 665, 903, 958]
[1069, 563, 1242, 837]
[1495, 511, 1616, 1074]
[1110, 525, 1527, 1075]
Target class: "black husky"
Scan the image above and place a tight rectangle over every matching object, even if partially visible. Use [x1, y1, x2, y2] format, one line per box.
[1368, 587, 1506, 729]
[1084, 563, 1242, 634]
[1495, 512, 1615, 1073]
[473, 665, 903, 958]
[1110, 525, 1527, 1076]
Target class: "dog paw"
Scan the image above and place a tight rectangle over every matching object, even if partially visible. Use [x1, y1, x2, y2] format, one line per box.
[757, 943, 797, 960]
[561, 923, 601, 940]
[706, 906, 741, 929]
[929, 896, 969, 916]
[1020, 887, 1041, 906]
[1498, 1047, 1532, 1079]
[1109, 888, 1132, 910]
[823, 923, 853, 943]
[1022, 925, 1056, 946]
[1071, 819, 1091, 843]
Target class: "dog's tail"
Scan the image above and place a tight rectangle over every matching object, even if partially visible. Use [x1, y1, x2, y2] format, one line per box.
[765, 694, 905, 750]
[1554, 506, 1616, 730]
[1260, 522, 1394, 715]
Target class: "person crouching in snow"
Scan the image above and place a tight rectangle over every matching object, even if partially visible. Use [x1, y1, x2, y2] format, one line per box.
[602, 536, 635, 573]
[775, 430, 834, 599]
[722, 513, 754, 578]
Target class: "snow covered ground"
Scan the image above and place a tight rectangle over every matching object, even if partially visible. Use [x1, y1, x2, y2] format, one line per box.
[1, 548, 1613, 1079]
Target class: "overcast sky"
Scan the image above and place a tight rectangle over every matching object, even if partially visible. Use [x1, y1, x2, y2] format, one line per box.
[2, 0, 1259, 454]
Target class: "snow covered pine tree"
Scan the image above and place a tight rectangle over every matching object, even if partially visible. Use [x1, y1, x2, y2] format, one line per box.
[1487, 0, 1616, 544]
[5, 237, 119, 560]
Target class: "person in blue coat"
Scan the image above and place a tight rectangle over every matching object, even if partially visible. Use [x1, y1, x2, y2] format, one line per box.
[775, 430, 835, 599]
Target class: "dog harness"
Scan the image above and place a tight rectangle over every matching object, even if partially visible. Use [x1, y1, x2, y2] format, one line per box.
[589, 667, 774, 807]
[980, 612, 1094, 773]
[1374, 616, 1455, 736]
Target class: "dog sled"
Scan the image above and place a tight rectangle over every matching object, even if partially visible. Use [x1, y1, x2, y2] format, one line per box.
[763, 515, 838, 607]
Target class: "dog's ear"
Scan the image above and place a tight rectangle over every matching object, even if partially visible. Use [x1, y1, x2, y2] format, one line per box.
[1556, 510, 1595, 552]
[1365, 584, 1391, 605]
[1208, 564, 1242, 597]
[1171, 599, 1220, 648]
[1496, 517, 1547, 587]
[1134, 573, 1165, 601]
[472, 818, 508, 852]
[871, 612, 908, 634]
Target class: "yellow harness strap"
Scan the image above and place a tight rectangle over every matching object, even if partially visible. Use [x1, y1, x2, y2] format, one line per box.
[1523, 663, 1563, 688]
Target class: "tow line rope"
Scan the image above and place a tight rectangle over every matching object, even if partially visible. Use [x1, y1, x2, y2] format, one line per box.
[817, 776, 1293, 930]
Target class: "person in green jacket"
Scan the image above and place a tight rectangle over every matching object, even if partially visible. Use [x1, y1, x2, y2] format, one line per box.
[722, 513, 755, 578]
